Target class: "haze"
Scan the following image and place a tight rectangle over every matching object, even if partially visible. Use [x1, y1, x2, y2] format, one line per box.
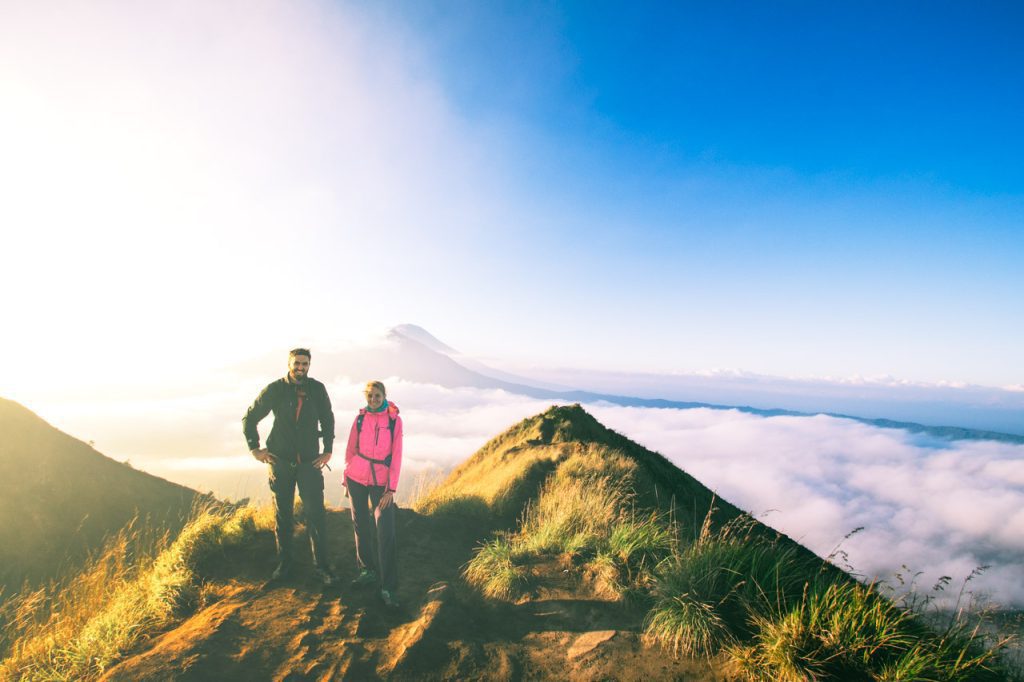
[2, 1, 1023, 397]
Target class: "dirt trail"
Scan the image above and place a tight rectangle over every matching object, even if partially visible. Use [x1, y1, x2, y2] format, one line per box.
[102, 508, 721, 681]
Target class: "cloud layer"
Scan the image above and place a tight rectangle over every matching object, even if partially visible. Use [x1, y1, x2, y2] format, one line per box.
[587, 403, 1024, 608]
[28, 378, 1024, 608]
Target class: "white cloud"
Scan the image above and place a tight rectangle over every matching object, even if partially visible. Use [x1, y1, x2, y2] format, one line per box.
[587, 404, 1024, 608]
[539, 366, 1024, 436]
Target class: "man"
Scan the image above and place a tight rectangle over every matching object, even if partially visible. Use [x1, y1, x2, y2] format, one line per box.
[243, 348, 336, 584]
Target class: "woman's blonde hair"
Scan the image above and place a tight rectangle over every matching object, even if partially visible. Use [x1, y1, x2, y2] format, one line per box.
[364, 380, 387, 398]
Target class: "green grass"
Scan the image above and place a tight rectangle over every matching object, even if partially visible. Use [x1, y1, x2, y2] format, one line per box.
[414, 492, 491, 520]
[637, 510, 1017, 680]
[643, 513, 820, 657]
[729, 581, 1013, 681]
[0, 503, 274, 681]
[463, 451, 674, 601]
[455, 405, 1019, 679]
[462, 535, 529, 601]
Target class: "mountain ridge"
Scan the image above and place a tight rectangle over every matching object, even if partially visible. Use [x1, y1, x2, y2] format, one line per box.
[91, 404, 737, 680]
[5, 404, 1012, 681]
[0, 397, 199, 590]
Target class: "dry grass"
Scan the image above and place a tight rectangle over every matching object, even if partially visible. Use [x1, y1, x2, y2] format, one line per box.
[463, 445, 674, 601]
[643, 512, 818, 657]
[728, 580, 1014, 681]
[0, 503, 274, 681]
[445, 405, 1019, 679]
[462, 535, 529, 600]
[643, 512, 1017, 680]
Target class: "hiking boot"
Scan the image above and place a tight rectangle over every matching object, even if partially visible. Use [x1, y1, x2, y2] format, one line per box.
[271, 561, 292, 581]
[314, 566, 336, 587]
[380, 589, 399, 608]
[350, 568, 377, 587]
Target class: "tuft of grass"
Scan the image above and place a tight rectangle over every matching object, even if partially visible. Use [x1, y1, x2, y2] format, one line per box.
[517, 474, 625, 555]
[0, 503, 273, 681]
[608, 513, 675, 566]
[462, 535, 528, 601]
[729, 581, 1014, 682]
[593, 513, 675, 597]
[464, 459, 675, 601]
[644, 513, 822, 658]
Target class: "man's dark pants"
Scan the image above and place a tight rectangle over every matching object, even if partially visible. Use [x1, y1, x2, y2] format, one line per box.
[269, 459, 328, 569]
[346, 477, 398, 592]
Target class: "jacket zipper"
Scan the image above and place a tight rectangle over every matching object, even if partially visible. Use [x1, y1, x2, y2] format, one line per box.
[372, 419, 385, 483]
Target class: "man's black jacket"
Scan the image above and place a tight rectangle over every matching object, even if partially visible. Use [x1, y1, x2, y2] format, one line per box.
[243, 376, 335, 463]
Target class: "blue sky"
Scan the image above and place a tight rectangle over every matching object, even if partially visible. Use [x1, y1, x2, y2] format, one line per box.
[1, 0, 1022, 393]
[398, 1, 1024, 190]
[375, 1, 1024, 384]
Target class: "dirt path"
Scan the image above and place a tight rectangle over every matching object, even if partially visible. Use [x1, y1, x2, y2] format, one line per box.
[102, 508, 721, 681]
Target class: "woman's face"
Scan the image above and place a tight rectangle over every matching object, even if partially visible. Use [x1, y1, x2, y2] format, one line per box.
[365, 388, 385, 409]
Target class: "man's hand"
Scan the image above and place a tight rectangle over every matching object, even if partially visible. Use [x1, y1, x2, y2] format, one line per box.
[312, 452, 332, 470]
[378, 490, 395, 510]
[251, 448, 276, 464]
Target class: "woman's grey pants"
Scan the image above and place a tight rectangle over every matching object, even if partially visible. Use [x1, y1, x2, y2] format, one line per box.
[346, 476, 398, 591]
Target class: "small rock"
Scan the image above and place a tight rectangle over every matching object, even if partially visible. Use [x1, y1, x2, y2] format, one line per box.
[567, 630, 616, 660]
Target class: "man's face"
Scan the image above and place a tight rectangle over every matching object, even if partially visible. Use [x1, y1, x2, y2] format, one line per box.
[288, 354, 310, 382]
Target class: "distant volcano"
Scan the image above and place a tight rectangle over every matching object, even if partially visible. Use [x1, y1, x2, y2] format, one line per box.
[304, 325, 1024, 445]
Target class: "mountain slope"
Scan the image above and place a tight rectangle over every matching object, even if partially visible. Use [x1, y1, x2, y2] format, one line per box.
[89, 405, 858, 681]
[417, 403, 749, 531]
[0, 398, 198, 590]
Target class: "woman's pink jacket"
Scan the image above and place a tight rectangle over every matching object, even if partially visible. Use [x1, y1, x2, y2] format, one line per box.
[343, 402, 403, 491]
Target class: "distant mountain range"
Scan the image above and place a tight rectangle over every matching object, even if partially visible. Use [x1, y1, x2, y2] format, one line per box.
[0, 398, 198, 590]
[294, 325, 1024, 445]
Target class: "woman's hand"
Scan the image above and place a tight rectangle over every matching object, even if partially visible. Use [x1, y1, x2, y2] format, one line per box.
[378, 490, 394, 510]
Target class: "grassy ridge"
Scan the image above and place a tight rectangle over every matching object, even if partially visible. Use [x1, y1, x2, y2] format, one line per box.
[0, 398, 198, 593]
[463, 447, 674, 601]
[0, 504, 274, 681]
[455, 405, 1017, 681]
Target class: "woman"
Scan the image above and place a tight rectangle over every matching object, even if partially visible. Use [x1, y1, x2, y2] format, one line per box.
[343, 380, 403, 607]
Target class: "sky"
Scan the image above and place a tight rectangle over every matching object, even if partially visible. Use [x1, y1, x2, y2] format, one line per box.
[2, 0, 1023, 398]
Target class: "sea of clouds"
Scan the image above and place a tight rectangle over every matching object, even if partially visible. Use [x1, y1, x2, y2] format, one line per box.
[34, 378, 1024, 609]
[585, 403, 1024, 609]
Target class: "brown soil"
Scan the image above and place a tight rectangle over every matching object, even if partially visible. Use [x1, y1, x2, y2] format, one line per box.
[100, 508, 723, 681]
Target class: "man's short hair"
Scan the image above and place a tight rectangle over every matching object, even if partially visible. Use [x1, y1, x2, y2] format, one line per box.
[289, 348, 312, 360]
